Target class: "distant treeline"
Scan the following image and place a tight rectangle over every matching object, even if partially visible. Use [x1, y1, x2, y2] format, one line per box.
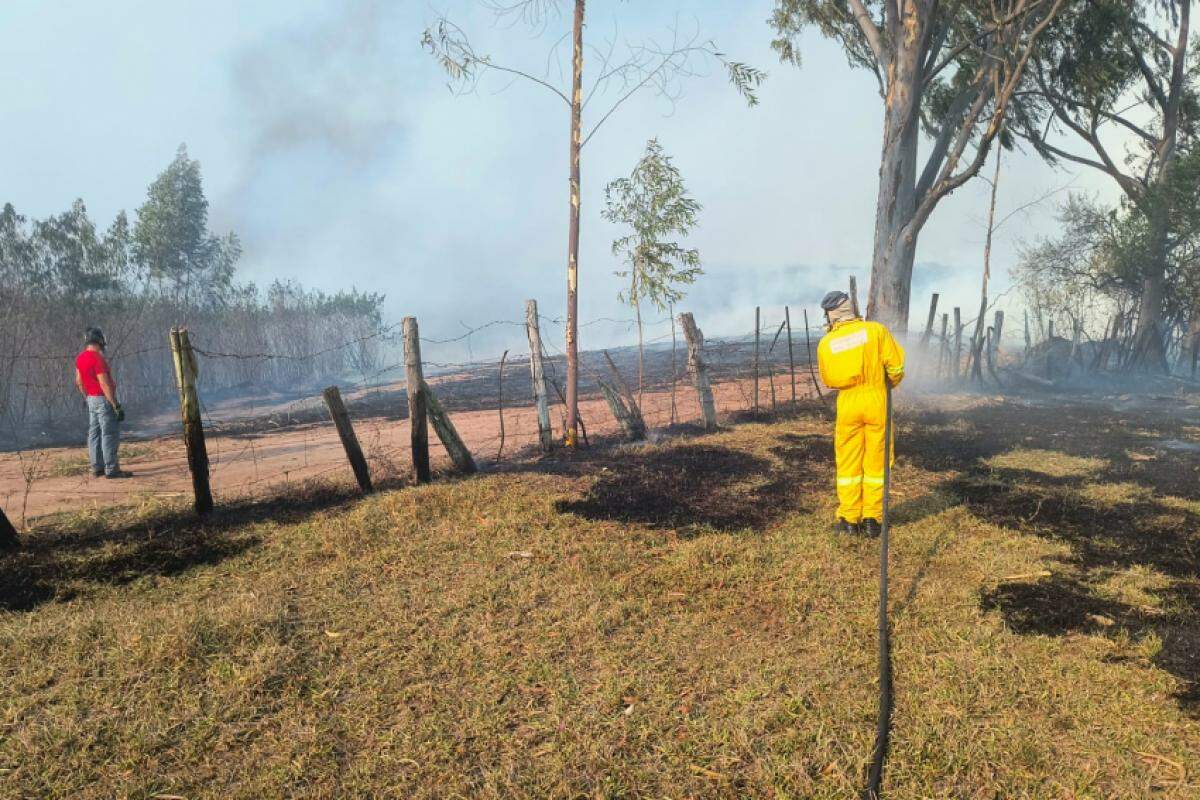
[0, 146, 386, 444]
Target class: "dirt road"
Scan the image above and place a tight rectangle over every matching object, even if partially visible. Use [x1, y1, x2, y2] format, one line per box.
[1, 371, 818, 523]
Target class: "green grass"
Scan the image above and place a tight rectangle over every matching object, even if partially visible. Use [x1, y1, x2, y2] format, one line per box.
[1, 401, 1198, 798]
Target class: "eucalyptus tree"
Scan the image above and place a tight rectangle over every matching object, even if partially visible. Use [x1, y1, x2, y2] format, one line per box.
[603, 138, 702, 401]
[132, 145, 241, 310]
[1013, 0, 1194, 370]
[423, 1, 762, 446]
[770, 0, 1069, 331]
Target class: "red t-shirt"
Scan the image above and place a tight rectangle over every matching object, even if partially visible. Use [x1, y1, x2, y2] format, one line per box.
[75, 349, 112, 397]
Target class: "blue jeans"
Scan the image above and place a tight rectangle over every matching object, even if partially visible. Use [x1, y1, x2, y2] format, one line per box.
[86, 395, 120, 475]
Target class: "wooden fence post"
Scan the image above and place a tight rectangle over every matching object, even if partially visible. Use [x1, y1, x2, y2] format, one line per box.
[849, 275, 861, 318]
[402, 317, 431, 484]
[938, 312, 949, 378]
[322, 386, 372, 493]
[1023, 310, 1032, 362]
[921, 293, 940, 350]
[953, 307, 963, 381]
[679, 312, 717, 430]
[753, 306, 761, 412]
[785, 306, 797, 403]
[170, 328, 213, 515]
[524, 300, 554, 451]
[986, 327, 998, 381]
[424, 386, 477, 474]
[0, 507, 18, 550]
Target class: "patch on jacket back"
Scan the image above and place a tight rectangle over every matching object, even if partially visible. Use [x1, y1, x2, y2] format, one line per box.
[828, 328, 868, 353]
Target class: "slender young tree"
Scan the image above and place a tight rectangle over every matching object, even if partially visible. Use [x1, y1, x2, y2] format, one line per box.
[423, 2, 762, 445]
[770, 0, 1068, 331]
[1013, 0, 1193, 370]
[602, 138, 702, 403]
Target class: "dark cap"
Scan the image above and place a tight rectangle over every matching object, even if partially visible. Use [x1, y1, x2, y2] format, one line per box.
[820, 291, 850, 312]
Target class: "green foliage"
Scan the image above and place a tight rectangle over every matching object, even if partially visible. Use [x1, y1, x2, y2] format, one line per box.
[132, 144, 242, 307]
[0, 147, 388, 436]
[1018, 144, 1200, 329]
[602, 139, 702, 313]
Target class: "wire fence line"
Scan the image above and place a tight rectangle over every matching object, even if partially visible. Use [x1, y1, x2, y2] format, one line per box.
[1, 305, 831, 523]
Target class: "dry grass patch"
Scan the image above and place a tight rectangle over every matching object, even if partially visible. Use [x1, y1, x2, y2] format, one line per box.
[1, 403, 1198, 799]
[984, 448, 1107, 478]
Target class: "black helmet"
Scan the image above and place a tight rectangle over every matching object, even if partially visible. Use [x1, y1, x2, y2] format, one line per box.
[84, 327, 106, 349]
[820, 291, 850, 312]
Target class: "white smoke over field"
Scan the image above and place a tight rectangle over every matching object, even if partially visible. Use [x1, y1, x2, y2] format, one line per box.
[211, 0, 1093, 366]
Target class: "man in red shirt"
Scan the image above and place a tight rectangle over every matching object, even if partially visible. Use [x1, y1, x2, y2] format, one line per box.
[75, 328, 130, 479]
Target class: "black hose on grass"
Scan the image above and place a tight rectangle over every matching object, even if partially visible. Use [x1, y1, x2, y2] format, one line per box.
[862, 384, 894, 800]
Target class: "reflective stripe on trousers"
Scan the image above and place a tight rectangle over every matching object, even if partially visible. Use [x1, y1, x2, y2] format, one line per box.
[834, 386, 891, 522]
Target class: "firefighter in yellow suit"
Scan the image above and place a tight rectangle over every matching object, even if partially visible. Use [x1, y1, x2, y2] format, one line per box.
[816, 291, 905, 537]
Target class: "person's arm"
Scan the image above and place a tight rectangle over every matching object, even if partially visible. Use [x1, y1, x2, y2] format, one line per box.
[75, 367, 86, 397]
[881, 327, 906, 387]
[98, 372, 118, 407]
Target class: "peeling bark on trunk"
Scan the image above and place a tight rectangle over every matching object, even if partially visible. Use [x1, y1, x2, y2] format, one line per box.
[564, 0, 585, 446]
[866, 4, 924, 332]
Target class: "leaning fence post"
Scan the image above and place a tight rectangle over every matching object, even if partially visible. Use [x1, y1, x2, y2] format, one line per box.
[753, 306, 761, 412]
[921, 293, 940, 350]
[598, 380, 645, 441]
[0, 507, 18, 550]
[424, 386, 477, 474]
[802, 308, 830, 413]
[402, 316, 431, 484]
[170, 328, 213, 515]
[849, 275, 861, 317]
[322, 386, 372, 493]
[524, 300, 553, 451]
[602, 350, 646, 436]
[679, 312, 717, 430]
[785, 306, 797, 404]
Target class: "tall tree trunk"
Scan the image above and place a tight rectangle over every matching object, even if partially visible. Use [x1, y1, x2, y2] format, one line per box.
[1129, 207, 1172, 372]
[865, 7, 923, 332]
[1124, 0, 1187, 372]
[564, 0, 585, 446]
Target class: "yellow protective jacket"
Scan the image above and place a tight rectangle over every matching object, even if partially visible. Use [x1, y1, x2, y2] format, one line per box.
[816, 318, 905, 522]
[817, 318, 905, 392]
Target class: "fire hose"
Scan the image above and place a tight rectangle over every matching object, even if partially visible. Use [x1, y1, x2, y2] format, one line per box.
[862, 382, 894, 800]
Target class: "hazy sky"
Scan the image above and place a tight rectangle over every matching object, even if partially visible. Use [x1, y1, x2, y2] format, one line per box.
[1, 0, 1122, 352]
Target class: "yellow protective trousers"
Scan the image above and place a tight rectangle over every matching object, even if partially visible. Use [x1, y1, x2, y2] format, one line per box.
[816, 318, 904, 523]
[834, 385, 891, 523]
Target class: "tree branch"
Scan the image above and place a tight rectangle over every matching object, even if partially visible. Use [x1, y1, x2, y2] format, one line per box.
[847, 0, 891, 66]
[915, 77, 981, 204]
[911, 0, 1065, 233]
